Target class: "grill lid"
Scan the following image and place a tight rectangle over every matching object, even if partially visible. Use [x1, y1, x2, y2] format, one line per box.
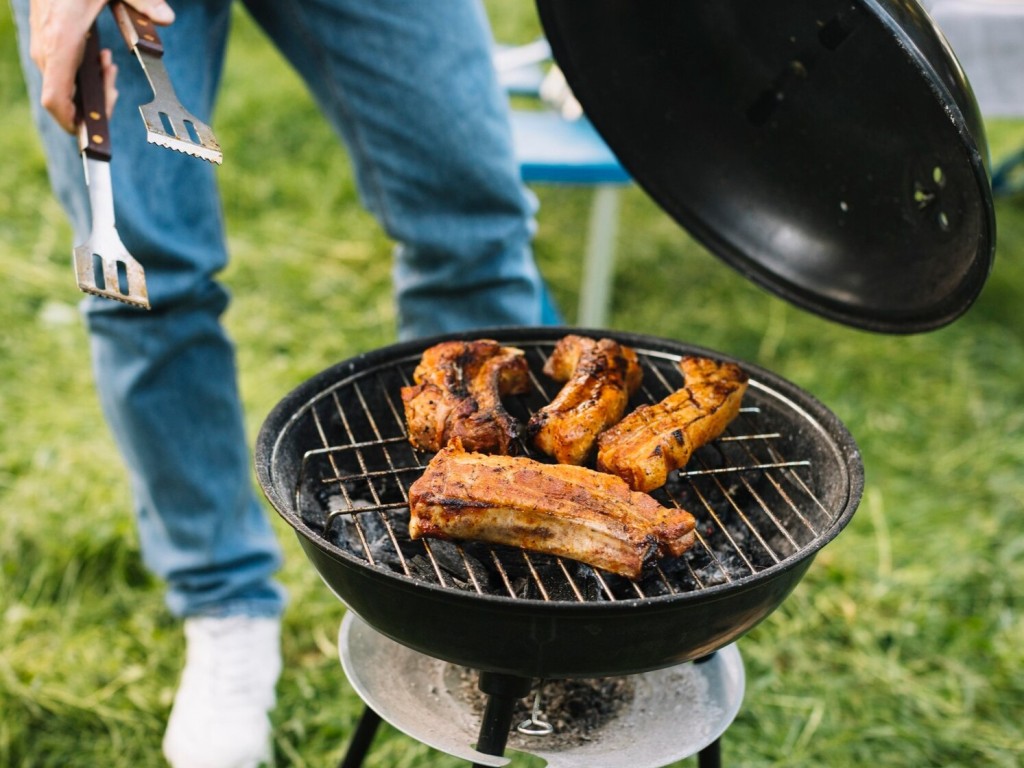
[535, 0, 996, 333]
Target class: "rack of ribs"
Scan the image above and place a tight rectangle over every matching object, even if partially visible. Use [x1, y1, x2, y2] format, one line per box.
[408, 440, 696, 580]
[597, 356, 749, 492]
[401, 340, 530, 454]
[527, 335, 643, 465]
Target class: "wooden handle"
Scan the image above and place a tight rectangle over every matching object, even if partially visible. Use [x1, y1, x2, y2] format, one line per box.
[75, 24, 111, 161]
[109, 0, 164, 57]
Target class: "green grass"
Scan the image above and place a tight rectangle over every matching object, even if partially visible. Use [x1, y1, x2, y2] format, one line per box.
[2, 4, 1023, 767]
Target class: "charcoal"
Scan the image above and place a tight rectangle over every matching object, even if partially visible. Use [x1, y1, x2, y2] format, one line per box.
[407, 554, 439, 582]
[512, 576, 533, 599]
[694, 441, 728, 471]
[461, 550, 492, 591]
[693, 548, 755, 585]
[638, 570, 673, 597]
[658, 554, 700, 592]
[424, 539, 467, 577]
[557, 564, 604, 601]
[550, 573, 586, 601]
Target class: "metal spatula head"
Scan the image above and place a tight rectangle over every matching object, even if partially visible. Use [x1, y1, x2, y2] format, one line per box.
[110, 1, 223, 164]
[72, 175, 150, 309]
[73, 24, 151, 309]
[73, 246, 149, 308]
[138, 98, 222, 163]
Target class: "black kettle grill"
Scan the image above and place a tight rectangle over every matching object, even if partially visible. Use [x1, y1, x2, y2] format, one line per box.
[256, 1, 995, 765]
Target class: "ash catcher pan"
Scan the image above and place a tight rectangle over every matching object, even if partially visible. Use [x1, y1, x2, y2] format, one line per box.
[535, 0, 996, 333]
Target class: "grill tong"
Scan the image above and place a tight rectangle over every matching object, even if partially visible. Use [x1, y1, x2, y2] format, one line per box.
[73, 24, 150, 309]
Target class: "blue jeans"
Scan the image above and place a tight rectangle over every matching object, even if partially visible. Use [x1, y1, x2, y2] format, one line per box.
[13, 0, 559, 619]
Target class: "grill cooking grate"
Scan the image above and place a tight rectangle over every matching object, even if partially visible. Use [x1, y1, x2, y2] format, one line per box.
[292, 342, 838, 603]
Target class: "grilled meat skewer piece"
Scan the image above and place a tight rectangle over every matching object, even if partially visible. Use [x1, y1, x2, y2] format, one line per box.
[527, 335, 643, 465]
[597, 356, 749, 492]
[402, 340, 530, 454]
[408, 440, 696, 579]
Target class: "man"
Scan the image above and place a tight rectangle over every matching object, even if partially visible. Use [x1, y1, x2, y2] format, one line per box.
[14, 1, 559, 766]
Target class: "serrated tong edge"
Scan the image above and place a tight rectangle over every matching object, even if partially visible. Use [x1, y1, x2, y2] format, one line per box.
[109, 0, 223, 165]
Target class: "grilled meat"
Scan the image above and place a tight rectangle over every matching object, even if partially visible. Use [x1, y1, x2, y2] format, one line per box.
[402, 340, 530, 454]
[408, 440, 696, 579]
[597, 356, 748, 492]
[527, 335, 643, 465]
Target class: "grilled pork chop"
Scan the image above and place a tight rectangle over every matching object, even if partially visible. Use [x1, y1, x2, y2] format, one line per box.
[402, 340, 530, 454]
[408, 440, 696, 579]
[597, 356, 748, 492]
[527, 335, 643, 465]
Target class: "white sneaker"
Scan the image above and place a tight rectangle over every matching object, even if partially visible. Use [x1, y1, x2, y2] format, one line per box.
[162, 615, 282, 768]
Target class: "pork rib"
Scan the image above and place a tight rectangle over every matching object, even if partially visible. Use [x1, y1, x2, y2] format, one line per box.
[408, 440, 696, 579]
[527, 335, 643, 465]
[401, 340, 530, 454]
[597, 356, 749, 492]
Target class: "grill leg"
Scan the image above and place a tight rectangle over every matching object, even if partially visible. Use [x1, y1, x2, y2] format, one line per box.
[693, 652, 723, 768]
[338, 705, 382, 768]
[698, 737, 722, 768]
[471, 671, 533, 768]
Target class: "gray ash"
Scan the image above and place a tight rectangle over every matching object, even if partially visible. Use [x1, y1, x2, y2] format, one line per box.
[455, 669, 635, 749]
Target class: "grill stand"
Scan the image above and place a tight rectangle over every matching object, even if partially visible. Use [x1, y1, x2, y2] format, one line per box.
[474, 672, 534, 761]
[338, 707, 381, 768]
[339, 690, 720, 768]
[337, 613, 743, 767]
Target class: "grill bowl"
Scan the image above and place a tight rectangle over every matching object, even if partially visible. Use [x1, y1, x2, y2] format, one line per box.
[256, 328, 863, 678]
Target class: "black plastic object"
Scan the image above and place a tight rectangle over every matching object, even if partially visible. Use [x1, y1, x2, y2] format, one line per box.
[534, 0, 996, 333]
[255, 328, 863, 679]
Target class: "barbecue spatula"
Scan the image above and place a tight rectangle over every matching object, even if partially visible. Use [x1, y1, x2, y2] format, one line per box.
[72, 24, 151, 309]
[109, 0, 223, 164]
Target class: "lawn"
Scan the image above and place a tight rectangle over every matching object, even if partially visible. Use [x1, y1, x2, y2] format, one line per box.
[1, 4, 1022, 767]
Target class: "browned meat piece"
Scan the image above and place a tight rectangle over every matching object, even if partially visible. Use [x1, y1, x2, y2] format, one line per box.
[527, 335, 643, 465]
[408, 440, 696, 579]
[401, 340, 530, 454]
[597, 356, 748, 492]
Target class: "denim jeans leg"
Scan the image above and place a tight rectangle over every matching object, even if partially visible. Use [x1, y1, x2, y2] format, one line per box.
[12, 0, 286, 619]
[242, 0, 563, 340]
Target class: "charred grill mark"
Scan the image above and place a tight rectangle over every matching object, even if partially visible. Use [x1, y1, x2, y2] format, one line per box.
[597, 357, 748, 492]
[407, 442, 695, 579]
[528, 336, 643, 465]
[401, 340, 528, 454]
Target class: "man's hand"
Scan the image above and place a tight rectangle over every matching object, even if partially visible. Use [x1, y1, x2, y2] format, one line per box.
[29, 0, 175, 133]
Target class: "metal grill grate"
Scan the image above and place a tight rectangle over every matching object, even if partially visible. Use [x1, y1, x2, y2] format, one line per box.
[292, 341, 839, 603]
